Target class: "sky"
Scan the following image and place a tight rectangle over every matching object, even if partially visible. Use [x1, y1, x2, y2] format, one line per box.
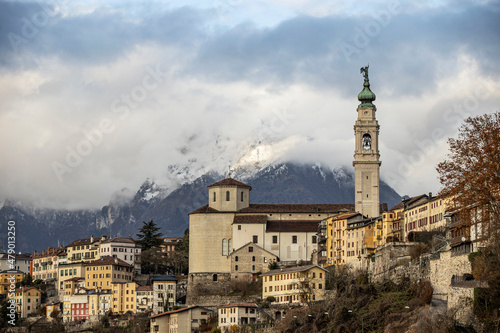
[0, 0, 499, 210]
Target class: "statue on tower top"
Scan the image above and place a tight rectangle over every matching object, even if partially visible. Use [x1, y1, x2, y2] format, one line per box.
[360, 64, 369, 81]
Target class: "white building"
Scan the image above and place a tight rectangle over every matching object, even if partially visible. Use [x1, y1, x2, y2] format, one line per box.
[152, 275, 177, 314]
[99, 237, 141, 274]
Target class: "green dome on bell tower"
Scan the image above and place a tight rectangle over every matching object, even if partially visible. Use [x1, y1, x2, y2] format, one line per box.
[358, 65, 376, 108]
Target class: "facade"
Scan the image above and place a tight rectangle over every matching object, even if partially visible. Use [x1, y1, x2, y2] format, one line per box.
[261, 265, 326, 304]
[231, 242, 278, 282]
[0, 270, 24, 295]
[218, 303, 259, 331]
[152, 275, 177, 314]
[353, 65, 381, 218]
[46, 302, 62, 320]
[31, 246, 65, 281]
[10, 286, 41, 318]
[111, 281, 137, 314]
[188, 178, 355, 297]
[66, 235, 104, 264]
[83, 256, 134, 289]
[149, 306, 213, 333]
[57, 262, 85, 293]
[62, 278, 85, 322]
[160, 237, 182, 257]
[99, 237, 142, 274]
[0, 253, 30, 274]
[70, 293, 89, 322]
[88, 289, 112, 321]
[136, 285, 154, 312]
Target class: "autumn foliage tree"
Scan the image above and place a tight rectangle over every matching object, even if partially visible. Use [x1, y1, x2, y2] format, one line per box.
[437, 112, 500, 323]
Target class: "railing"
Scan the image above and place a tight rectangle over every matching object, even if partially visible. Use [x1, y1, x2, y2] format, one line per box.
[377, 224, 382, 229]
[450, 235, 471, 246]
[450, 279, 485, 288]
[336, 246, 342, 251]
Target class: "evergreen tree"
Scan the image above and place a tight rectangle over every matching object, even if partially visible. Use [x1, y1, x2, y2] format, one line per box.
[136, 220, 163, 251]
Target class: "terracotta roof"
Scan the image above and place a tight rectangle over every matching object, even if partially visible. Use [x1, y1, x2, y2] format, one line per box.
[231, 243, 278, 258]
[233, 215, 267, 224]
[100, 237, 137, 245]
[261, 264, 326, 276]
[136, 285, 153, 291]
[13, 286, 40, 293]
[208, 178, 252, 189]
[84, 256, 133, 268]
[266, 220, 321, 233]
[66, 277, 85, 281]
[331, 212, 362, 221]
[0, 269, 24, 275]
[66, 237, 103, 248]
[149, 306, 210, 319]
[218, 303, 257, 308]
[31, 247, 66, 259]
[190, 203, 355, 215]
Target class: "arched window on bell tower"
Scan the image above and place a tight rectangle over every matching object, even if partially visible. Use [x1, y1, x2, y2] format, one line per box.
[226, 191, 230, 201]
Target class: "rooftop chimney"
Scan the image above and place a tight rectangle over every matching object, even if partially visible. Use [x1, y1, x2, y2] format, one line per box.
[102, 235, 107, 241]
[90, 235, 94, 243]
[428, 192, 432, 199]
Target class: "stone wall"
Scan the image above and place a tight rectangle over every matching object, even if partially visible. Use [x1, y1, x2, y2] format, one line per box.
[448, 286, 475, 325]
[428, 251, 472, 300]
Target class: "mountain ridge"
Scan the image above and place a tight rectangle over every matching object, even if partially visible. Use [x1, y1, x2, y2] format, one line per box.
[0, 162, 401, 253]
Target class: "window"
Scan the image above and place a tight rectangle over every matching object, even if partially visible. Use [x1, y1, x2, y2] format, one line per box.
[226, 191, 230, 201]
[213, 274, 218, 281]
[292, 236, 297, 244]
[252, 256, 255, 262]
[252, 265, 255, 271]
[235, 256, 238, 262]
[248, 247, 253, 252]
[238, 225, 241, 230]
[235, 265, 238, 271]
[272, 235, 278, 243]
[241, 191, 244, 202]
[213, 192, 216, 202]
[312, 236, 317, 243]
[222, 239, 228, 256]
[252, 235, 258, 243]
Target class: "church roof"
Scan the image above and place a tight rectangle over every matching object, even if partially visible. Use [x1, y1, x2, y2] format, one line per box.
[190, 203, 355, 215]
[233, 215, 267, 224]
[208, 178, 252, 189]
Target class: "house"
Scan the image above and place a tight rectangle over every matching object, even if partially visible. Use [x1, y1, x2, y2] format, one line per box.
[261, 265, 326, 304]
[0, 269, 24, 295]
[149, 306, 213, 333]
[66, 235, 105, 264]
[111, 281, 137, 314]
[70, 293, 89, 322]
[46, 301, 62, 320]
[83, 256, 134, 289]
[99, 237, 142, 274]
[10, 286, 41, 318]
[31, 246, 66, 282]
[0, 253, 31, 274]
[230, 242, 278, 282]
[88, 289, 112, 321]
[152, 275, 177, 314]
[136, 285, 154, 312]
[218, 303, 259, 331]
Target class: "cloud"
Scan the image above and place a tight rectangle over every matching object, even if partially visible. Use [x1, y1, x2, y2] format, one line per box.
[0, 0, 499, 209]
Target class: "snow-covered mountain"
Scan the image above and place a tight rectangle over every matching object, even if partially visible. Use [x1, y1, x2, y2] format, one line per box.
[0, 162, 401, 253]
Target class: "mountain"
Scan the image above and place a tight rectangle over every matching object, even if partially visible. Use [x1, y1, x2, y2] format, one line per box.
[0, 163, 401, 253]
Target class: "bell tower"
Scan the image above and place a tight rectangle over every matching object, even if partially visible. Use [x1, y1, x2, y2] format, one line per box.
[353, 65, 381, 218]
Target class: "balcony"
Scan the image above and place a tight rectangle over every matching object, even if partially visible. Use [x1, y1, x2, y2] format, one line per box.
[377, 236, 382, 240]
[336, 255, 341, 260]
[450, 235, 471, 247]
[336, 246, 342, 251]
[377, 224, 383, 229]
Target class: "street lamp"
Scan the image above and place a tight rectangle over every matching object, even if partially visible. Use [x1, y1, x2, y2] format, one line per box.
[348, 310, 363, 333]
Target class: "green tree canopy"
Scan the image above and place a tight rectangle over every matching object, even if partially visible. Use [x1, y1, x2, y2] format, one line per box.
[136, 220, 163, 251]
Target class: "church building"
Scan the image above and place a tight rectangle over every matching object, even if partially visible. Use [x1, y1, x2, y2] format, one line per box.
[187, 67, 383, 300]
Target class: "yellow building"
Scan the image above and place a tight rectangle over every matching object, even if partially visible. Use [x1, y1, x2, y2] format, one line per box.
[31, 246, 66, 281]
[261, 265, 326, 304]
[57, 262, 85, 293]
[401, 194, 450, 241]
[136, 285, 154, 312]
[88, 289, 112, 321]
[0, 270, 24, 295]
[62, 277, 85, 322]
[66, 235, 106, 264]
[111, 282, 137, 314]
[84, 256, 134, 289]
[10, 286, 41, 318]
[46, 302, 62, 320]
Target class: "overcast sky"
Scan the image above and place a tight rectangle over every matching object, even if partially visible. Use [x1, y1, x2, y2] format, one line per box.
[1, 0, 499, 209]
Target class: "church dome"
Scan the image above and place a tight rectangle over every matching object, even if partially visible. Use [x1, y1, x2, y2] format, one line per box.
[358, 81, 376, 108]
